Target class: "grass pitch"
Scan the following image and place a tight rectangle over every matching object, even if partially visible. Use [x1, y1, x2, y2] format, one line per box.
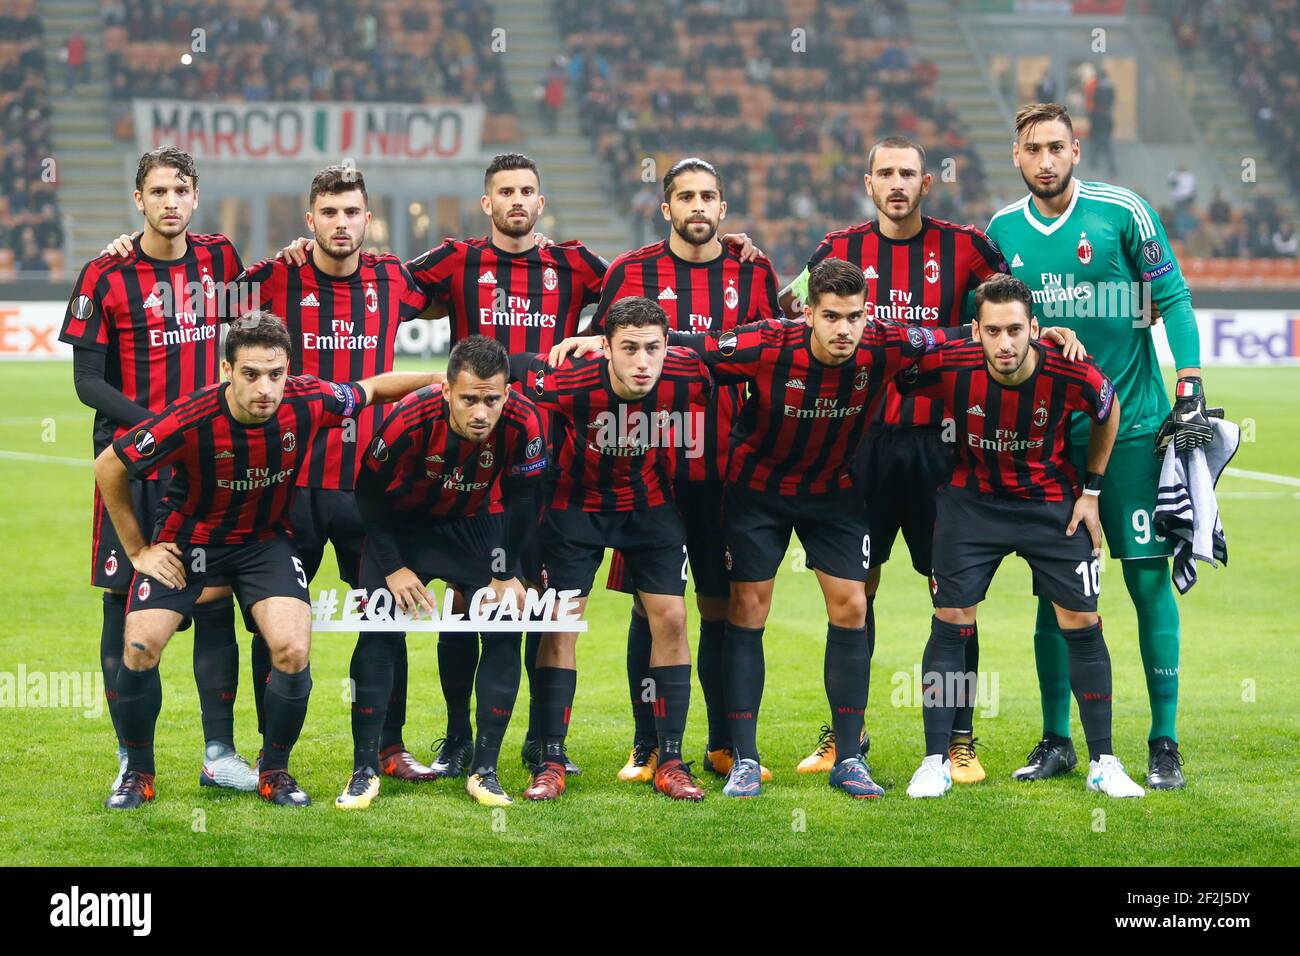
[0, 361, 1295, 866]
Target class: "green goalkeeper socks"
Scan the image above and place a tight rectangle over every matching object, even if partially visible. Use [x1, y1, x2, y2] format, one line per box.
[1033, 599, 1073, 740]
[1124, 558, 1180, 742]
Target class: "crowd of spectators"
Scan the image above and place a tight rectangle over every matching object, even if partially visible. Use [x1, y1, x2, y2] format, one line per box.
[0, 0, 63, 277]
[1165, 0, 1299, 199]
[552, 0, 990, 277]
[103, 0, 515, 140]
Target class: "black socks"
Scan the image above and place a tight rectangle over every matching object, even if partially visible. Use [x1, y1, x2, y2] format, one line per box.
[921, 616, 975, 756]
[1063, 622, 1114, 761]
[723, 623, 765, 761]
[100, 592, 127, 741]
[697, 618, 728, 751]
[472, 633, 521, 774]
[824, 623, 870, 764]
[649, 663, 691, 763]
[192, 596, 237, 747]
[116, 661, 162, 775]
[626, 611, 655, 745]
[262, 665, 312, 772]
[438, 632, 478, 741]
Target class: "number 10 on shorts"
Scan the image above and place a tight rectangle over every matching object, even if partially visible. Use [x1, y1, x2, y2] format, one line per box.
[1075, 558, 1101, 598]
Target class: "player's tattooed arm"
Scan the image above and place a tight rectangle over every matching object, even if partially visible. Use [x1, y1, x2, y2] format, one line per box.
[1068, 393, 1121, 556]
[101, 232, 141, 257]
[92, 447, 186, 589]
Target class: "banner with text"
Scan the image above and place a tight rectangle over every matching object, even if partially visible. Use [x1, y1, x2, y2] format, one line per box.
[133, 100, 484, 163]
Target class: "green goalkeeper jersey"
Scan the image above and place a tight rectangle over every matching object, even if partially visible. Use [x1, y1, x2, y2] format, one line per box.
[986, 179, 1198, 446]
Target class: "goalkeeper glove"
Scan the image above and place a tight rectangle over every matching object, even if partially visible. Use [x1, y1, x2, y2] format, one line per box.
[1155, 376, 1220, 455]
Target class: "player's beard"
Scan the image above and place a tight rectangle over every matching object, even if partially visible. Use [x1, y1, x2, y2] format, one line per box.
[317, 230, 362, 260]
[149, 209, 190, 239]
[493, 207, 537, 239]
[673, 216, 718, 246]
[987, 342, 1030, 376]
[872, 188, 921, 224]
[1022, 163, 1073, 201]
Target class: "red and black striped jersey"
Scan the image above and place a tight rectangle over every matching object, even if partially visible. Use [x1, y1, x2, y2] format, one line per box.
[358, 386, 548, 519]
[406, 236, 606, 353]
[807, 217, 1006, 428]
[112, 375, 363, 545]
[898, 339, 1115, 501]
[238, 253, 428, 491]
[507, 349, 712, 513]
[60, 233, 244, 457]
[590, 240, 783, 483]
[670, 319, 949, 495]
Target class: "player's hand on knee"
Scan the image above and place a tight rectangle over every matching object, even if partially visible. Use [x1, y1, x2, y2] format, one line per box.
[385, 567, 434, 614]
[487, 576, 528, 610]
[278, 236, 313, 265]
[1067, 495, 1103, 556]
[547, 335, 603, 367]
[131, 542, 186, 590]
[102, 232, 140, 257]
[1040, 326, 1088, 361]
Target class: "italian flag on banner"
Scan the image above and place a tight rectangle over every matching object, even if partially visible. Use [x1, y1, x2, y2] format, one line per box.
[313, 108, 356, 154]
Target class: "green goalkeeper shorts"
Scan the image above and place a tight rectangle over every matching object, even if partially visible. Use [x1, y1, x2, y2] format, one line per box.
[1070, 435, 1175, 561]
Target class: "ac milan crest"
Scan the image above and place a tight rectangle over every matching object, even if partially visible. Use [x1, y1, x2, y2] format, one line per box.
[924, 254, 940, 285]
[105, 550, 119, 577]
[724, 283, 739, 310]
[1077, 232, 1093, 265]
[282, 430, 297, 453]
[479, 448, 494, 469]
[1033, 403, 1049, 428]
[137, 580, 151, 602]
[365, 282, 378, 313]
[543, 266, 558, 291]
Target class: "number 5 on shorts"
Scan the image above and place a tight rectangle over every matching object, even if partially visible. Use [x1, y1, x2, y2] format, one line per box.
[292, 555, 308, 588]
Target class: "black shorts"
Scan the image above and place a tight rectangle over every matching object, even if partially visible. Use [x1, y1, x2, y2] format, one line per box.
[288, 487, 364, 587]
[357, 512, 504, 595]
[542, 505, 687, 598]
[851, 424, 954, 575]
[929, 485, 1100, 612]
[125, 535, 310, 622]
[606, 480, 729, 599]
[92, 478, 168, 590]
[723, 483, 872, 584]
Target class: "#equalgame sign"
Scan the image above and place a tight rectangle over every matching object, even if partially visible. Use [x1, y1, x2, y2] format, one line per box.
[133, 100, 485, 162]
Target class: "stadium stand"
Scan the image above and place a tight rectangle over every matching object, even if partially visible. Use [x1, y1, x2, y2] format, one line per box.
[1156, 0, 1300, 287]
[0, 0, 65, 279]
[553, 0, 992, 279]
[102, 0, 519, 143]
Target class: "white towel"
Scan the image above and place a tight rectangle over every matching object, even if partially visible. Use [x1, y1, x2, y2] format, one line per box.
[1153, 416, 1240, 594]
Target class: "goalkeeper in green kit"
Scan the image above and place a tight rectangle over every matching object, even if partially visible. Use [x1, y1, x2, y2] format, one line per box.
[986, 104, 1213, 790]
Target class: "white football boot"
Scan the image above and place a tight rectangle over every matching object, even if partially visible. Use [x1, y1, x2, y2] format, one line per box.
[906, 754, 953, 798]
[199, 741, 259, 791]
[1086, 754, 1146, 798]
